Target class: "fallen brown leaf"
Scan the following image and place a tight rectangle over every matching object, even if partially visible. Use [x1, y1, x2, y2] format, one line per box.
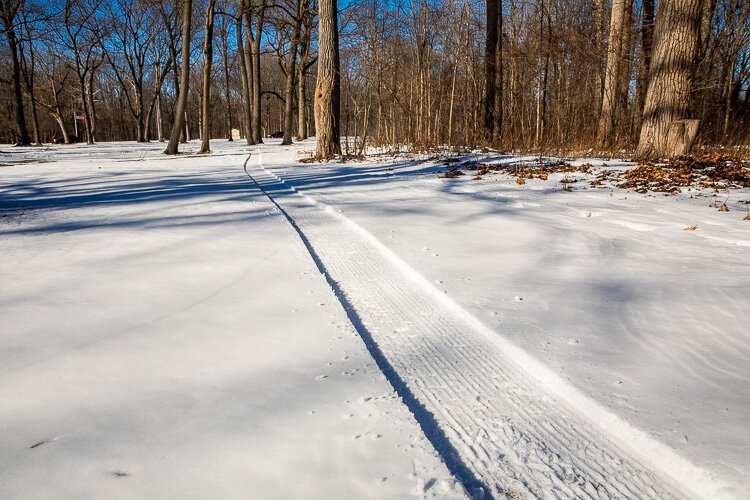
[683, 225, 698, 231]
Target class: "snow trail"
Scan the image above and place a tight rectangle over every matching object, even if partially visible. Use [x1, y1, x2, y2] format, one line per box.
[243, 151, 730, 500]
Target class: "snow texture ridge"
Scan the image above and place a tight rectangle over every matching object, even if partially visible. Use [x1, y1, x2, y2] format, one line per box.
[243, 150, 732, 500]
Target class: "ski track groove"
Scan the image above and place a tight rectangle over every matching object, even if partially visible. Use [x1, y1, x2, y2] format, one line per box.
[242, 154, 695, 500]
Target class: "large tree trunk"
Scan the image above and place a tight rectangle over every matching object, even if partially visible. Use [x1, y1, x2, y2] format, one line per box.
[314, 0, 341, 159]
[596, 0, 628, 148]
[165, 0, 193, 155]
[635, 0, 704, 159]
[200, 0, 217, 153]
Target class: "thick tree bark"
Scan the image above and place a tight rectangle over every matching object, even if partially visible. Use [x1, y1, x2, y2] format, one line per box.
[314, 0, 341, 158]
[635, 0, 704, 159]
[165, 0, 193, 155]
[200, 0, 217, 153]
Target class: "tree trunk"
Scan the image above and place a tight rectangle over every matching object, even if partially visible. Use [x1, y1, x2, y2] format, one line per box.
[86, 67, 99, 143]
[251, 8, 265, 143]
[484, 0, 502, 142]
[297, 63, 308, 140]
[242, 6, 257, 144]
[221, 18, 233, 141]
[314, 0, 341, 159]
[296, 6, 312, 140]
[633, 0, 655, 137]
[635, 0, 704, 159]
[484, 0, 498, 138]
[596, 0, 628, 148]
[165, 0, 193, 155]
[282, 0, 303, 146]
[2, 10, 31, 146]
[156, 65, 164, 141]
[19, 39, 41, 145]
[494, 2, 503, 142]
[236, 11, 253, 143]
[200, 0, 217, 153]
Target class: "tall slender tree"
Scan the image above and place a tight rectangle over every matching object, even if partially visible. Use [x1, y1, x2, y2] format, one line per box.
[200, 0, 217, 153]
[281, 0, 304, 145]
[484, 0, 502, 142]
[596, 0, 629, 148]
[165, 0, 192, 155]
[1, 0, 31, 145]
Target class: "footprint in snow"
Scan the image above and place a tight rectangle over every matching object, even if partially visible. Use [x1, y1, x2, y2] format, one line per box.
[315, 375, 328, 381]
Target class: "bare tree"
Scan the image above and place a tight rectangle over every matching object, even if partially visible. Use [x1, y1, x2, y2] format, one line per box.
[296, 0, 314, 140]
[484, 0, 502, 142]
[596, 0, 630, 148]
[200, 0, 217, 153]
[103, 0, 173, 143]
[314, 0, 340, 158]
[247, 0, 267, 142]
[1, 0, 31, 145]
[279, 0, 305, 145]
[217, 8, 234, 141]
[165, 0, 193, 155]
[60, 0, 103, 145]
[236, 3, 253, 143]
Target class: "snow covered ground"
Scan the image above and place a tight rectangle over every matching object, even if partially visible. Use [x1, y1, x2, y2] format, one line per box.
[0, 143, 461, 499]
[1, 140, 749, 499]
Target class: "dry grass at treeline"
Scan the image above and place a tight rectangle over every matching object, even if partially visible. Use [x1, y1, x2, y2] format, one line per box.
[440, 153, 750, 194]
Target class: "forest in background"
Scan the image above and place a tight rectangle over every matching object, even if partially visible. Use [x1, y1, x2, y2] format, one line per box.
[0, 0, 748, 157]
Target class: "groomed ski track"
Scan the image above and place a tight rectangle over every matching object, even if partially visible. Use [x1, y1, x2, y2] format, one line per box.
[243, 149, 730, 500]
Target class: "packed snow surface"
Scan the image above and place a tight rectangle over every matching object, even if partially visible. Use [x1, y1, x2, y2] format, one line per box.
[1, 140, 749, 499]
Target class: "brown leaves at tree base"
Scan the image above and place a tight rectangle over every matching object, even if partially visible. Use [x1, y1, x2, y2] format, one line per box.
[612, 154, 750, 194]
